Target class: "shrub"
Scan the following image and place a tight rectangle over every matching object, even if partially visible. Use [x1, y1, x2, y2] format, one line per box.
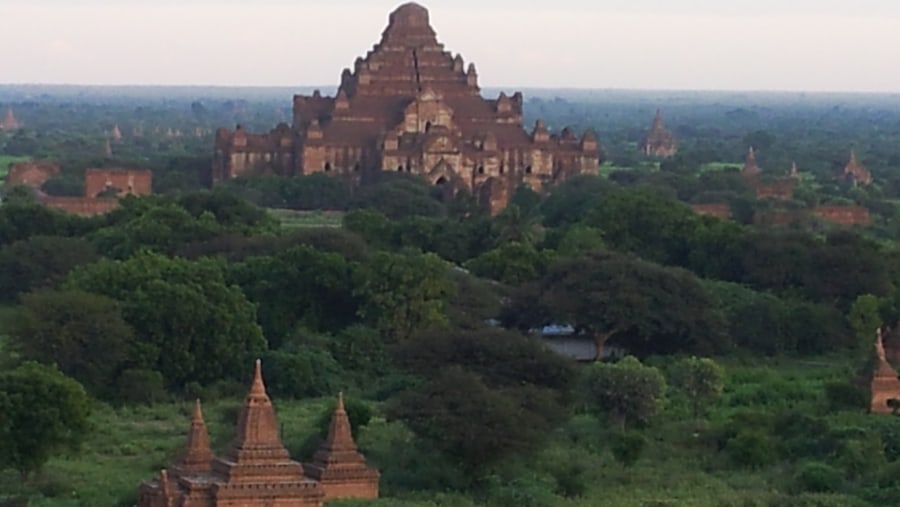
[794, 461, 842, 493]
[610, 431, 648, 467]
[824, 381, 868, 412]
[116, 368, 167, 405]
[726, 431, 776, 469]
[261, 348, 344, 399]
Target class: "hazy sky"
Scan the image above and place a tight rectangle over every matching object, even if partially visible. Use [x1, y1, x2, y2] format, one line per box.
[2, 0, 900, 92]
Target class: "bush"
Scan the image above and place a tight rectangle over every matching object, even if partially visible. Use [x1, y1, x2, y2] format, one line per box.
[261, 348, 344, 399]
[116, 368, 167, 405]
[726, 431, 776, 469]
[610, 431, 647, 467]
[794, 461, 843, 493]
[824, 381, 869, 412]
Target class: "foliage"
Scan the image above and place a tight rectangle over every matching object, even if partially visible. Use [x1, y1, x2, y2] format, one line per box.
[354, 251, 453, 341]
[506, 251, 726, 358]
[0, 235, 99, 303]
[259, 348, 343, 399]
[386, 366, 558, 472]
[610, 431, 647, 468]
[10, 290, 132, 397]
[725, 431, 777, 469]
[670, 356, 725, 419]
[0, 362, 91, 478]
[463, 242, 551, 284]
[67, 251, 265, 390]
[849, 294, 884, 352]
[582, 356, 666, 429]
[314, 396, 373, 439]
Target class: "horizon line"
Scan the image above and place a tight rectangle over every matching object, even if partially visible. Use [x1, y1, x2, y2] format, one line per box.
[1, 82, 900, 97]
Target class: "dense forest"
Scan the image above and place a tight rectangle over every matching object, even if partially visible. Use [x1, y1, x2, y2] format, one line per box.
[2, 86, 900, 506]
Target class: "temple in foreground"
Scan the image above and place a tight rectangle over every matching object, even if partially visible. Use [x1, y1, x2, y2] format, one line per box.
[137, 361, 379, 507]
[212, 2, 601, 213]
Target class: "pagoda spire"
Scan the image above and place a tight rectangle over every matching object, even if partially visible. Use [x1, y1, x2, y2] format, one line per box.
[223, 359, 291, 464]
[652, 109, 664, 129]
[743, 146, 761, 177]
[322, 392, 358, 453]
[177, 399, 213, 473]
[303, 393, 380, 499]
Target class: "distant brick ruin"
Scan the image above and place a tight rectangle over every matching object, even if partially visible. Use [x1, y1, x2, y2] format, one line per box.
[4, 162, 152, 217]
[694, 148, 871, 227]
[137, 361, 379, 507]
[838, 150, 872, 186]
[84, 168, 152, 198]
[742, 147, 796, 201]
[0, 107, 20, 131]
[4, 161, 60, 189]
[212, 2, 601, 214]
[640, 109, 677, 158]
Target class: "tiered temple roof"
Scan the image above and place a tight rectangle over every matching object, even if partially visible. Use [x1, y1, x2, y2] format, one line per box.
[212, 2, 600, 214]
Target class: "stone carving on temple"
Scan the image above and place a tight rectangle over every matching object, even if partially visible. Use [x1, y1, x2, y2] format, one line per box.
[640, 109, 677, 158]
[212, 2, 601, 214]
[137, 361, 379, 507]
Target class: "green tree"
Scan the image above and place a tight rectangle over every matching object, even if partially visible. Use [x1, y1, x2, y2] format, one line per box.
[67, 252, 265, 389]
[387, 366, 558, 472]
[0, 362, 91, 479]
[10, 290, 132, 397]
[582, 356, 666, 429]
[463, 242, 551, 284]
[505, 251, 726, 359]
[0, 236, 99, 303]
[355, 251, 453, 341]
[670, 356, 725, 420]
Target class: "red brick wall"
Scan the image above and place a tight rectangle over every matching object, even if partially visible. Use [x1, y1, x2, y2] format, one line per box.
[5, 161, 60, 188]
[813, 206, 871, 226]
[84, 169, 152, 198]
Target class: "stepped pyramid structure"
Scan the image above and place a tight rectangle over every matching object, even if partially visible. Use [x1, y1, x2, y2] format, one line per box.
[741, 147, 795, 200]
[742, 147, 762, 178]
[639, 109, 677, 157]
[304, 393, 380, 500]
[212, 2, 601, 214]
[138, 361, 378, 506]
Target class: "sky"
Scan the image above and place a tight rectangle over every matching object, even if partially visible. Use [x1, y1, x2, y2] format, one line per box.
[2, 0, 900, 93]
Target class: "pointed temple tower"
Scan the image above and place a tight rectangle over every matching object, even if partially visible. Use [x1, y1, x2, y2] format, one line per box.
[137, 361, 356, 507]
[212, 2, 601, 214]
[868, 329, 900, 414]
[304, 393, 380, 500]
[639, 109, 677, 158]
[742, 147, 762, 179]
[0, 107, 20, 131]
[840, 149, 872, 186]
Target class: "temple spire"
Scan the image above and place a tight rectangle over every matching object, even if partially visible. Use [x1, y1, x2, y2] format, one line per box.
[223, 360, 291, 463]
[743, 146, 761, 177]
[323, 392, 357, 452]
[177, 399, 213, 473]
[250, 358, 266, 396]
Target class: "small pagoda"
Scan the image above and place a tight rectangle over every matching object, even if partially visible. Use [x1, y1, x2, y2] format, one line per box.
[137, 360, 379, 507]
[868, 330, 900, 414]
[640, 109, 677, 158]
[304, 393, 380, 500]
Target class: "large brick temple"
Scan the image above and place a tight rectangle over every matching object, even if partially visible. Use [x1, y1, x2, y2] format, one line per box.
[137, 360, 379, 507]
[212, 2, 601, 213]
